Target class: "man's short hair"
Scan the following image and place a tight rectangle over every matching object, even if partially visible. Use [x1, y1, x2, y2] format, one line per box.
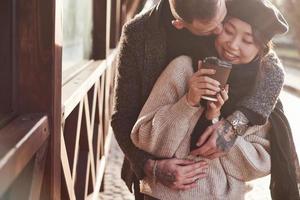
[170, 0, 220, 23]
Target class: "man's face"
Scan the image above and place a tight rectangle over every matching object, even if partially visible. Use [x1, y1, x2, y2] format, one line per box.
[173, 0, 227, 36]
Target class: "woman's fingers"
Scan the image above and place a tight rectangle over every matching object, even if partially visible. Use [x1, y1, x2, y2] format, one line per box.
[200, 133, 219, 157]
[192, 131, 218, 156]
[198, 60, 203, 70]
[195, 81, 221, 92]
[194, 68, 216, 77]
[191, 75, 220, 87]
[195, 126, 215, 147]
[213, 85, 229, 107]
[216, 94, 224, 105]
[225, 84, 229, 92]
[191, 88, 217, 96]
[202, 148, 217, 157]
[208, 102, 217, 110]
[220, 88, 229, 101]
[197, 76, 220, 86]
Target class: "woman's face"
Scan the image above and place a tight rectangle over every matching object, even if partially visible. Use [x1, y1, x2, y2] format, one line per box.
[215, 17, 260, 64]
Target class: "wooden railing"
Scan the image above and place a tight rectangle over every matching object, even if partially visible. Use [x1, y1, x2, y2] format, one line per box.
[0, 0, 146, 199]
[60, 51, 117, 200]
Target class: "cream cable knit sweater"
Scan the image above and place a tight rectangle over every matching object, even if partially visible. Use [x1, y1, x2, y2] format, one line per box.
[131, 56, 271, 200]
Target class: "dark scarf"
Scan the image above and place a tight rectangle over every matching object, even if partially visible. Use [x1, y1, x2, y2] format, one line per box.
[269, 100, 300, 199]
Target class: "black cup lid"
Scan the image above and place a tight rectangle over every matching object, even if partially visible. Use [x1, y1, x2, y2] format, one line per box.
[203, 57, 232, 68]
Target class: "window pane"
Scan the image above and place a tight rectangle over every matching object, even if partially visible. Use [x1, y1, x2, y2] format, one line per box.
[62, 0, 93, 69]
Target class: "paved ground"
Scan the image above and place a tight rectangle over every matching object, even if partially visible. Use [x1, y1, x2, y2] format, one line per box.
[96, 89, 300, 200]
[96, 136, 134, 200]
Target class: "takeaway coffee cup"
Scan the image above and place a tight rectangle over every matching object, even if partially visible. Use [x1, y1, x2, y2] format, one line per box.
[201, 57, 232, 102]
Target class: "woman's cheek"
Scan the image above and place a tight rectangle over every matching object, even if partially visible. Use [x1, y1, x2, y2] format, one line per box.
[241, 45, 258, 62]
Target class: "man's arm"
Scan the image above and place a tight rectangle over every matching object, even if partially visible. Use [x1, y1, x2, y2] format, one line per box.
[111, 22, 207, 188]
[111, 21, 153, 179]
[111, 21, 210, 190]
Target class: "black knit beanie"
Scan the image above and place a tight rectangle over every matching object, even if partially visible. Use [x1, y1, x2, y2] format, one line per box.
[226, 0, 289, 42]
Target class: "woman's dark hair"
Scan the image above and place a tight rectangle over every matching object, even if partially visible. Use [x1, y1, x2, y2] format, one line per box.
[252, 29, 273, 58]
[170, 0, 220, 23]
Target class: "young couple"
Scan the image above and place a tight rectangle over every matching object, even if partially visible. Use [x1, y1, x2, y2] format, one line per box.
[112, 0, 300, 199]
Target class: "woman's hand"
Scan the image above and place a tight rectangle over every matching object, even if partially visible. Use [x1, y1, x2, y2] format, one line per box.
[186, 61, 221, 107]
[205, 84, 229, 120]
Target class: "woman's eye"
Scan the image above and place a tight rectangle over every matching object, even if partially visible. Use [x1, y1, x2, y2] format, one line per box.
[243, 39, 254, 44]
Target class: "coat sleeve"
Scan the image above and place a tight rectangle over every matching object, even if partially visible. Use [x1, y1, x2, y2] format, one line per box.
[237, 51, 285, 125]
[111, 20, 154, 180]
[131, 56, 204, 158]
[220, 122, 271, 181]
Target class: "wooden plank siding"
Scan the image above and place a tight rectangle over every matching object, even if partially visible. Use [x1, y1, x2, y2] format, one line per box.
[15, 0, 62, 199]
[0, 0, 15, 125]
[0, 0, 131, 198]
[0, 114, 49, 198]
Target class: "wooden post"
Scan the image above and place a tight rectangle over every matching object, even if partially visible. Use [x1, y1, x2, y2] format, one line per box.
[0, 0, 14, 121]
[93, 0, 107, 59]
[15, 0, 62, 199]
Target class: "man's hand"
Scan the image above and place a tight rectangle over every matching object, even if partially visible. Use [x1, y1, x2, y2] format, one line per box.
[144, 158, 208, 190]
[190, 119, 237, 159]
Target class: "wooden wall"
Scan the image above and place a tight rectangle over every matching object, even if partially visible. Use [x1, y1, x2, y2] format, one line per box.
[0, 0, 14, 118]
[16, 0, 62, 198]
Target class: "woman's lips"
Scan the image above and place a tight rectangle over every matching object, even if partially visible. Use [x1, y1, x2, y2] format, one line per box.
[222, 48, 239, 61]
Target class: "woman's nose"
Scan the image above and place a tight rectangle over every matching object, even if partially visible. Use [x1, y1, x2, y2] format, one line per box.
[228, 37, 239, 50]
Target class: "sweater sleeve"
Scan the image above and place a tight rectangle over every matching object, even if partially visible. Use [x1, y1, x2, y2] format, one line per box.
[111, 20, 154, 180]
[220, 122, 271, 181]
[131, 56, 204, 158]
[237, 51, 285, 125]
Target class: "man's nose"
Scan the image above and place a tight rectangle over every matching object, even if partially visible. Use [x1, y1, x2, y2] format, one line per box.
[213, 24, 223, 35]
